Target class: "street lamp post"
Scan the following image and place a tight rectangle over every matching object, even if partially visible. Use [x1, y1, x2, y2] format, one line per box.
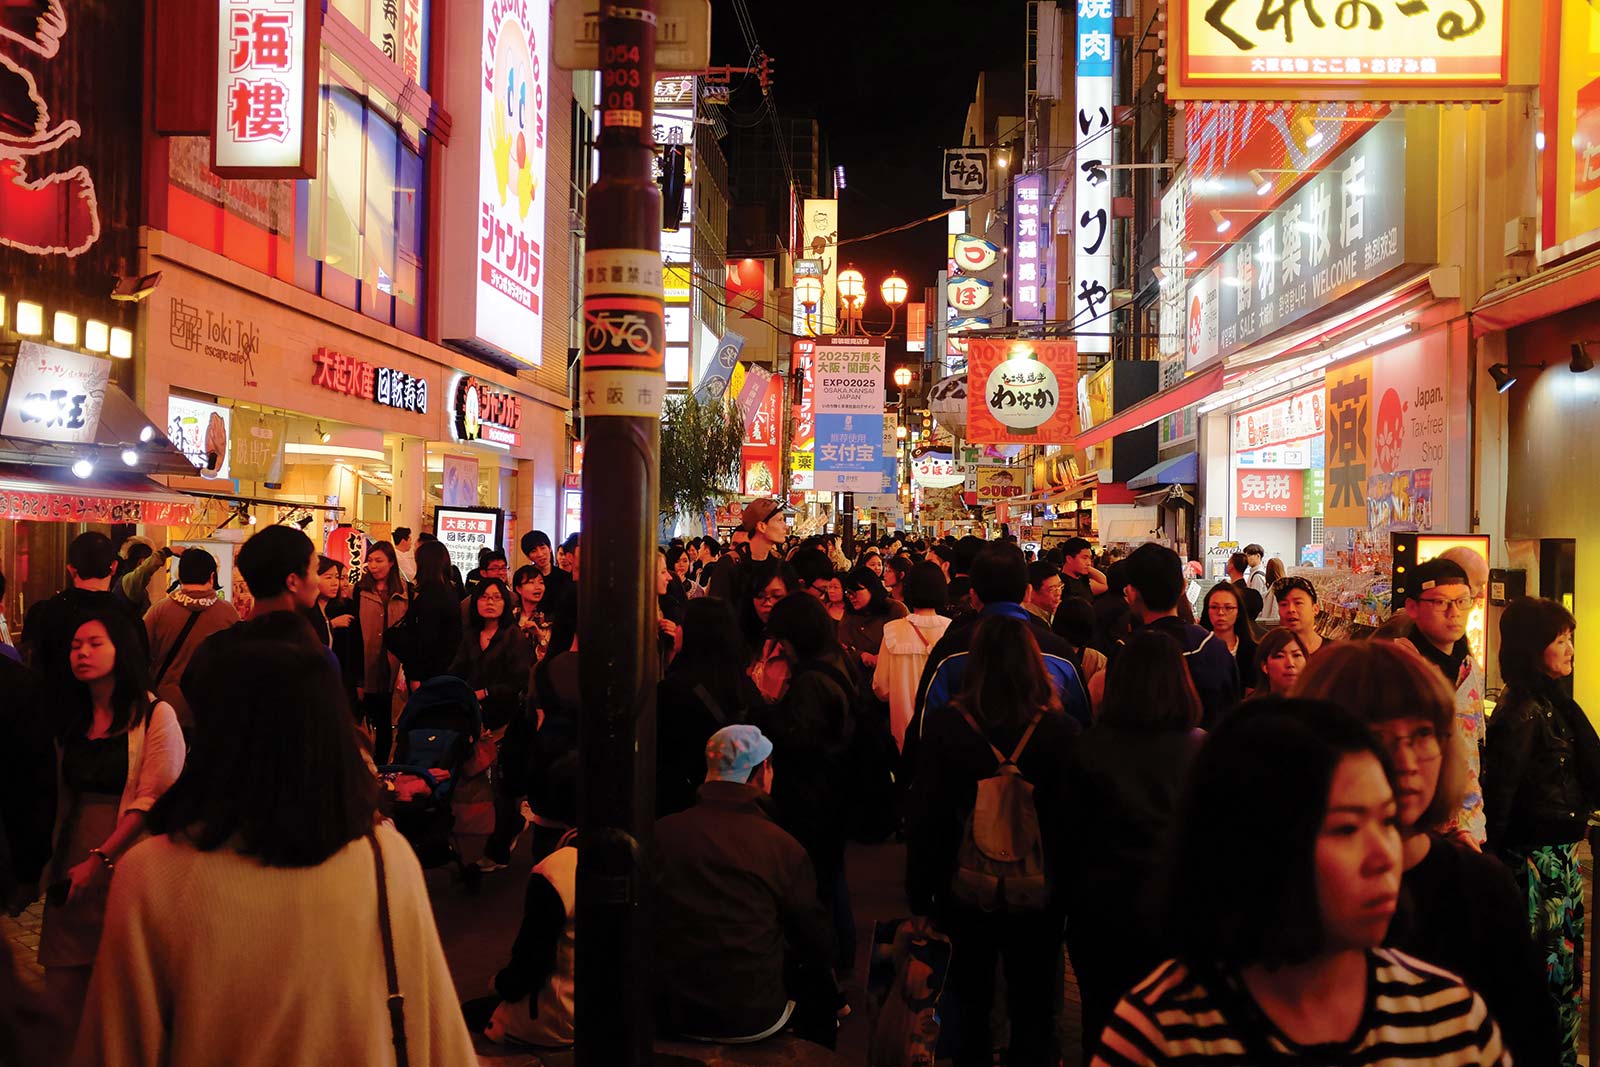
[891, 365, 913, 527]
[835, 267, 908, 338]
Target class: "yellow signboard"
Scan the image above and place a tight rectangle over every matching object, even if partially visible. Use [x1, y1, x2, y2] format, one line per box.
[1324, 358, 1373, 528]
[664, 266, 692, 306]
[1542, 0, 1600, 258]
[1171, 0, 1519, 102]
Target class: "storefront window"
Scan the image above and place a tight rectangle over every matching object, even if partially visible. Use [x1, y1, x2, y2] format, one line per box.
[301, 58, 427, 334]
[331, 0, 430, 91]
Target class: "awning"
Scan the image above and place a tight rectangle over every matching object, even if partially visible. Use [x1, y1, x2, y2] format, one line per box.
[1074, 366, 1225, 449]
[0, 464, 198, 525]
[1126, 451, 1198, 490]
[1471, 249, 1600, 333]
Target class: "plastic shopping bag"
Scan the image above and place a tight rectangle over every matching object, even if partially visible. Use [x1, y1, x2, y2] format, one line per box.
[867, 918, 952, 1067]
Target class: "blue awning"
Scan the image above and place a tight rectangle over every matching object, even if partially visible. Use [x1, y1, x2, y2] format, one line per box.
[1126, 451, 1198, 490]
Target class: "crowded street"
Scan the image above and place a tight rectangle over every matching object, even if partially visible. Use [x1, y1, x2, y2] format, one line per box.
[3, 0, 1600, 1064]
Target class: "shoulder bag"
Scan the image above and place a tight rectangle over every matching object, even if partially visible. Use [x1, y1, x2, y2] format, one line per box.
[152, 611, 203, 687]
[368, 832, 410, 1067]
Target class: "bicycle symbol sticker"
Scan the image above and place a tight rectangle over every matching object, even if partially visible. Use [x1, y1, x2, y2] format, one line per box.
[583, 296, 664, 370]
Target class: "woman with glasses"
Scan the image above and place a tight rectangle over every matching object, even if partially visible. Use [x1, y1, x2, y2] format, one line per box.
[838, 566, 906, 679]
[1199, 582, 1260, 694]
[1298, 641, 1558, 1067]
[1485, 597, 1600, 1066]
[737, 558, 801, 661]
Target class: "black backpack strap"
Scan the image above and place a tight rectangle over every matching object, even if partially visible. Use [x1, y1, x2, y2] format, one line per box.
[153, 610, 203, 687]
[691, 683, 729, 726]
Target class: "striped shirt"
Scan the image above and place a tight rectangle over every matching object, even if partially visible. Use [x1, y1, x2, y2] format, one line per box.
[1092, 948, 1510, 1067]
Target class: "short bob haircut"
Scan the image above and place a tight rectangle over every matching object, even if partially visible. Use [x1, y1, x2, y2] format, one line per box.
[1162, 698, 1397, 970]
[1499, 596, 1578, 689]
[1294, 639, 1466, 835]
[900, 560, 947, 611]
[1100, 629, 1202, 732]
[146, 641, 378, 867]
[1253, 627, 1309, 678]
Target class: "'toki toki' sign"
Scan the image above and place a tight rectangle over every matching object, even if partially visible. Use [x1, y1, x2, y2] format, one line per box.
[212, 0, 321, 178]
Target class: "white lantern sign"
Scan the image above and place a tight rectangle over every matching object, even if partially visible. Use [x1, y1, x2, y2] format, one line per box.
[984, 352, 1061, 434]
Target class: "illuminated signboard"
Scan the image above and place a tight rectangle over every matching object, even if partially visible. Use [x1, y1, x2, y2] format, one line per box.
[435, 506, 504, 579]
[1541, 0, 1600, 259]
[1011, 173, 1044, 321]
[1170, 0, 1515, 102]
[441, 0, 551, 366]
[1, 342, 111, 446]
[212, 0, 321, 177]
[1074, 0, 1114, 354]
[310, 347, 429, 414]
[450, 373, 524, 447]
[801, 200, 838, 333]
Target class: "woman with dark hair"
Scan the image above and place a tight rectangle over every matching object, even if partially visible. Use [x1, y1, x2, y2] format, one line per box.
[838, 565, 906, 676]
[1484, 597, 1600, 1066]
[511, 565, 550, 662]
[665, 545, 693, 600]
[1253, 627, 1309, 697]
[75, 641, 475, 1067]
[406, 539, 464, 692]
[655, 599, 760, 816]
[1066, 628, 1203, 1060]
[1200, 581, 1261, 693]
[735, 557, 800, 656]
[1094, 699, 1509, 1065]
[906, 614, 1074, 1067]
[883, 553, 914, 604]
[1259, 557, 1287, 623]
[1298, 641, 1558, 1067]
[313, 556, 363, 712]
[873, 561, 951, 750]
[819, 573, 847, 623]
[655, 549, 684, 673]
[40, 613, 184, 1032]
[1051, 597, 1107, 710]
[355, 539, 409, 762]
[448, 577, 532, 732]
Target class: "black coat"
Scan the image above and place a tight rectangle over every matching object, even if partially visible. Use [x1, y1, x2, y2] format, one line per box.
[655, 661, 760, 817]
[448, 622, 533, 730]
[406, 582, 463, 685]
[1484, 677, 1600, 852]
[0, 656, 55, 896]
[20, 586, 146, 683]
[905, 706, 1076, 918]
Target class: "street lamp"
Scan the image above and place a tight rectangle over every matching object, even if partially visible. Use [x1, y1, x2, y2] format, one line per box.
[795, 274, 824, 336]
[892, 366, 914, 390]
[836, 266, 908, 338]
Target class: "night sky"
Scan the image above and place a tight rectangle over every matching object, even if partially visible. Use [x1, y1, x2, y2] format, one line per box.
[711, 1, 1027, 337]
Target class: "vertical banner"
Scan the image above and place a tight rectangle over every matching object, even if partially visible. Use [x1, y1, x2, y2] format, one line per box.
[801, 200, 839, 333]
[1368, 336, 1450, 533]
[812, 340, 887, 491]
[790, 339, 817, 489]
[1011, 173, 1045, 321]
[742, 375, 781, 496]
[725, 258, 766, 318]
[1542, 0, 1600, 255]
[905, 303, 927, 352]
[1073, 0, 1114, 354]
[882, 414, 900, 493]
[1324, 357, 1373, 527]
[212, 0, 321, 177]
[735, 364, 775, 432]
[965, 339, 1079, 445]
[694, 330, 744, 403]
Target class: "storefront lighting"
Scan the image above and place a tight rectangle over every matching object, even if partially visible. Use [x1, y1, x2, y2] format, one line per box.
[1571, 342, 1597, 373]
[1222, 276, 1241, 287]
[109, 327, 132, 359]
[15, 300, 43, 336]
[1488, 363, 1520, 393]
[1211, 209, 1231, 233]
[85, 320, 110, 352]
[1297, 116, 1323, 149]
[139, 424, 155, 443]
[315, 422, 331, 443]
[71, 458, 95, 479]
[120, 448, 139, 467]
[1535, 130, 1546, 152]
[1184, 248, 1199, 264]
[52, 311, 77, 346]
[1249, 169, 1272, 196]
[880, 274, 909, 307]
[285, 442, 387, 461]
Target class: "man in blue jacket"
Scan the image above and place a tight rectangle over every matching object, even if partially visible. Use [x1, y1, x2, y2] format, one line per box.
[907, 542, 1091, 772]
[1120, 542, 1241, 727]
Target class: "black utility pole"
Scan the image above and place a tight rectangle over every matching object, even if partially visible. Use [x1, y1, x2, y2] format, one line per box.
[575, 3, 662, 1066]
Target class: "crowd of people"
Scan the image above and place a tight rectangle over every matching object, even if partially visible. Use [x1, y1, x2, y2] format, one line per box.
[0, 510, 1593, 1066]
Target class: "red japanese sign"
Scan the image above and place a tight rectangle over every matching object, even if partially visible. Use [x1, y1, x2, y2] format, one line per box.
[0, 488, 192, 526]
[310, 347, 429, 414]
[1236, 468, 1305, 517]
[965, 339, 1078, 446]
[212, 0, 320, 178]
[792, 339, 816, 451]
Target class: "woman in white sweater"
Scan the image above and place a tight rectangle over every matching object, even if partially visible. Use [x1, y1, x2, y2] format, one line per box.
[73, 641, 476, 1067]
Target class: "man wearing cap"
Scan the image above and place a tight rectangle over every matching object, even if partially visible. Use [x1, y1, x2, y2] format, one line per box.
[705, 498, 789, 603]
[1403, 557, 1488, 846]
[653, 724, 837, 1048]
[1273, 575, 1329, 656]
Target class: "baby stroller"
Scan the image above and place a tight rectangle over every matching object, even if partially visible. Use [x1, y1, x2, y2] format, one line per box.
[379, 676, 484, 885]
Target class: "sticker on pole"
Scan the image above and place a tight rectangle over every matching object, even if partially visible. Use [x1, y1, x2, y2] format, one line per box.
[582, 368, 665, 417]
[585, 249, 664, 298]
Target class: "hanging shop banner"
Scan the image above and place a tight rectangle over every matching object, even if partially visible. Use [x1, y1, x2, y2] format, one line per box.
[801, 200, 838, 333]
[0, 488, 192, 526]
[435, 506, 503, 578]
[2, 342, 111, 446]
[1366, 335, 1450, 533]
[975, 467, 1026, 502]
[812, 340, 886, 492]
[694, 330, 745, 404]
[1168, 0, 1517, 103]
[942, 148, 991, 200]
[1236, 469, 1306, 517]
[742, 374, 781, 497]
[440, 0, 552, 367]
[736, 364, 776, 433]
[229, 410, 286, 483]
[1075, 0, 1114, 354]
[928, 372, 969, 437]
[212, 0, 321, 177]
[792, 340, 816, 451]
[1011, 173, 1045, 321]
[1213, 116, 1437, 357]
[882, 414, 900, 492]
[167, 395, 232, 480]
[965, 339, 1078, 445]
[1542, 0, 1600, 259]
[1233, 387, 1325, 453]
[1324, 357, 1373, 528]
[442, 454, 480, 508]
[1159, 175, 1188, 358]
[906, 303, 927, 353]
[948, 276, 994, 313]
[951, 234, 999, 272]
[913, 449, 965, 489]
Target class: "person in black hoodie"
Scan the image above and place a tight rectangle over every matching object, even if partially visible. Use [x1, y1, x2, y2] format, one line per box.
[405, 540, 463, 689]
[655, 599, 759, 817]
[21, 533, 145, 684]
[1120, 543, 1240, 728]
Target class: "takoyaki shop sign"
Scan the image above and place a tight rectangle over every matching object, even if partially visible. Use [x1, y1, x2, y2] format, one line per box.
[975, 467, 1025, 501]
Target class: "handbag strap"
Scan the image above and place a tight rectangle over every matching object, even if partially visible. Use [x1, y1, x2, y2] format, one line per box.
[909, 621, 932, 649]
[368, 832, 410, 1067]
[153, 610, 203, 687]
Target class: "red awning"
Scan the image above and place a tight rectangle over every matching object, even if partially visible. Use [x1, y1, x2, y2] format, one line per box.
[1073, 366, 1226, 449]
[1472, 251, 1600, 333]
